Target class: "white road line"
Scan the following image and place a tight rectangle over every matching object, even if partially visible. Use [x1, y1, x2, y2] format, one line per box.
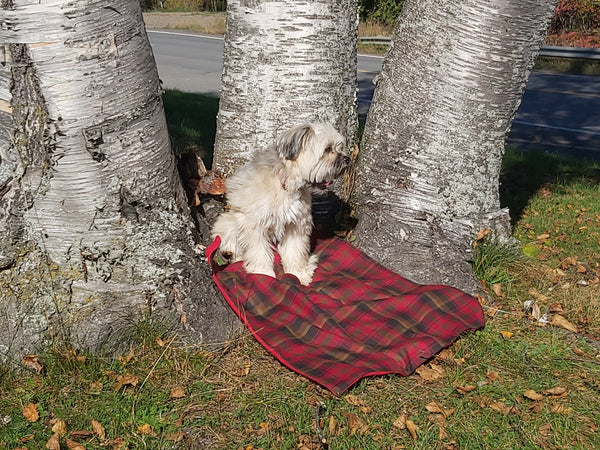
[147, 29, 224, 40]
[512, 120, 600, 136]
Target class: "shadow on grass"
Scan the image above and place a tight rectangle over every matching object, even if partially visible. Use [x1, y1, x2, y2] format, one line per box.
[500, 148, 600, 225]
[161, 89, 599, 229]
[163, 89, 219, 168]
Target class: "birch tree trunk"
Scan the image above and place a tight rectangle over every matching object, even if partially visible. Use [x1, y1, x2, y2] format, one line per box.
[352, 0, 557, 293]
[213, 0, 359, 177]
[0, 0, 235, 361]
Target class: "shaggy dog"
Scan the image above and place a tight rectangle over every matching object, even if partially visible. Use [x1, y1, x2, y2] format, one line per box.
[211, 123, 350, 285]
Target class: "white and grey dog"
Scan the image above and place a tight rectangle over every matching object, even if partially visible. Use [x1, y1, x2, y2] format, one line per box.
[211, 122, 350, 285]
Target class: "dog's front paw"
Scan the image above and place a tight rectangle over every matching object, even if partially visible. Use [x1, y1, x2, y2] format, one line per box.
[288, 254, 318, 286]
[244, 263, 276, 279]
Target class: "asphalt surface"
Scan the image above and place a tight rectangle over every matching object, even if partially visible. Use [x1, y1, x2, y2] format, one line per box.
[148, 30, 600, 159]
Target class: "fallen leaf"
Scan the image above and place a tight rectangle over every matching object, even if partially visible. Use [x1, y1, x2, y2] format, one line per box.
[536, 233, 551, 242]
[572, 346, 585, 356]
[406, 419, 419, 440]
[549, 402, 572, 414]
[51, 418, 67, 435]
[524, 389, 544, 401]
[455, 384, 477, 394]
[22, 403, 39, 422]
[539, 423, 553, 437]
[69, 430, 94, 439]
[66, 439, 86, 450]
[392, 411, 408, 429]
[167, 431, 185, 442]
[475, 228, 493, 243]
[137, 423, 158, 436]
[542, 387, 567, 397]
[113, 373, 139, 391]
[328, 415, 338, 436]
[415, 363, 445, 382]
[549, 302, 564, 314]
[345, 394, 366, 407]
[45, 432, 60, 450]
[155, 337, 165, 347]
[425, 401, 455, 417]
[486, 370, 500, 381]
[91, 419, 106, 440]
[436, 348, 455, 362]
[344, 412, 369, 436]
[89, 381, 103, 394]
[170, 386, 186, 399]
[550, 315, 578, 333]
[22, 355, 43, 374]
[118, 348, 135, 366]
[18, 434, 34, 442]
[492, 283, 503, 296]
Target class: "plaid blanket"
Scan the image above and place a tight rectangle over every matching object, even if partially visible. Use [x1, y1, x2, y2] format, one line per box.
[207, 236, 484, 395]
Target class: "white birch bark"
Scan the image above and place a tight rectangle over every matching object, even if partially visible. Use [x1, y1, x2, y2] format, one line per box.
[213, 0, 359, 176]
[0, 0, 235, 360]
[352, 0, 557, 293]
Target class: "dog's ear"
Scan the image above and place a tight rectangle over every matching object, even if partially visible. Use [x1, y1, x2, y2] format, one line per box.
[276, 125, 313, 160]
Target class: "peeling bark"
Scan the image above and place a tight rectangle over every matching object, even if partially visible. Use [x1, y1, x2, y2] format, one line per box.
[0, 0, 236, 361]
[352, 0, 557, 293]
[213, 0, 359, 176]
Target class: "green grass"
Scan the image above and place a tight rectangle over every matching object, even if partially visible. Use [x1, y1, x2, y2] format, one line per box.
[1, 97, 600, 449]
[162, 89, 219, 167]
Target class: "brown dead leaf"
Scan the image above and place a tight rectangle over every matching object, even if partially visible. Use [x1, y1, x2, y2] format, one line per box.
[91, 419, 106, 440]
[474, 228, 493, 244]
[51, 418, 67, 436]
[345, 394, 366, 407]
[89, 381, 103, 394]
[22, 355, 43, 374]
[406, 419, 419, 440]
[536, 233, 551, 242]
[550, 315, 578, 333]
[66, 438, 86, 450]
[113, 373, 139, 391]
[425, 401, 455, 418]
[18, 434, 34, 443]
[137, 423, 157, 436]
[328, 415, 338, 436]
[45, 432, 60, 450]
[22, 403, 39, 422]
[415, 363, 445, 382]
[486, 369, 500, 381]
[155, 337, 165, 347]
[549, 402, 572, 414]
[539, 423, 553, 437]
[69, 430, 94, 439]
[455, 384, 477, 394]
[524, 389, 544, 401]
[170, 386, 186, 399]
[491, 283, 503, 296]
[344, 412, 369, 436]
[572, 346, 585, 356]
[488, 400, 515, 415]
[542, 386, 567, 397]
[167, 431, 185, 443]
[500, 330, 514, 339]
[548, 302, 564, 315]
[392, 410, 408, 429]
[195, 171, 227, 196]
[118, 348, 135, 366]
[436, 348, 455, 362]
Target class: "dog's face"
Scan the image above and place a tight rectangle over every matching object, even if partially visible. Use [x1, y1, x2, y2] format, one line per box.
[275, 123, 350, 189]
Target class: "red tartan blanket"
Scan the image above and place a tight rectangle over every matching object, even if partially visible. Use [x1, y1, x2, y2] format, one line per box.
[207, 236, 485, 395]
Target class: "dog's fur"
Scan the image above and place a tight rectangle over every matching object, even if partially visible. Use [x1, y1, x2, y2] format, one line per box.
[211, 123, 349, 285]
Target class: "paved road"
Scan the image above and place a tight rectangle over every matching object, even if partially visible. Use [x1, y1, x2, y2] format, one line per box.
[148, 30, 600, 158]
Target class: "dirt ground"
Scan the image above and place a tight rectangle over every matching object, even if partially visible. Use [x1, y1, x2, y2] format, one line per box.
[142, 12, 226, 34]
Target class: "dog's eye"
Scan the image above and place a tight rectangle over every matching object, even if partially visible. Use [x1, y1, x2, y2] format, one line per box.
[325, 145, 333, 153]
